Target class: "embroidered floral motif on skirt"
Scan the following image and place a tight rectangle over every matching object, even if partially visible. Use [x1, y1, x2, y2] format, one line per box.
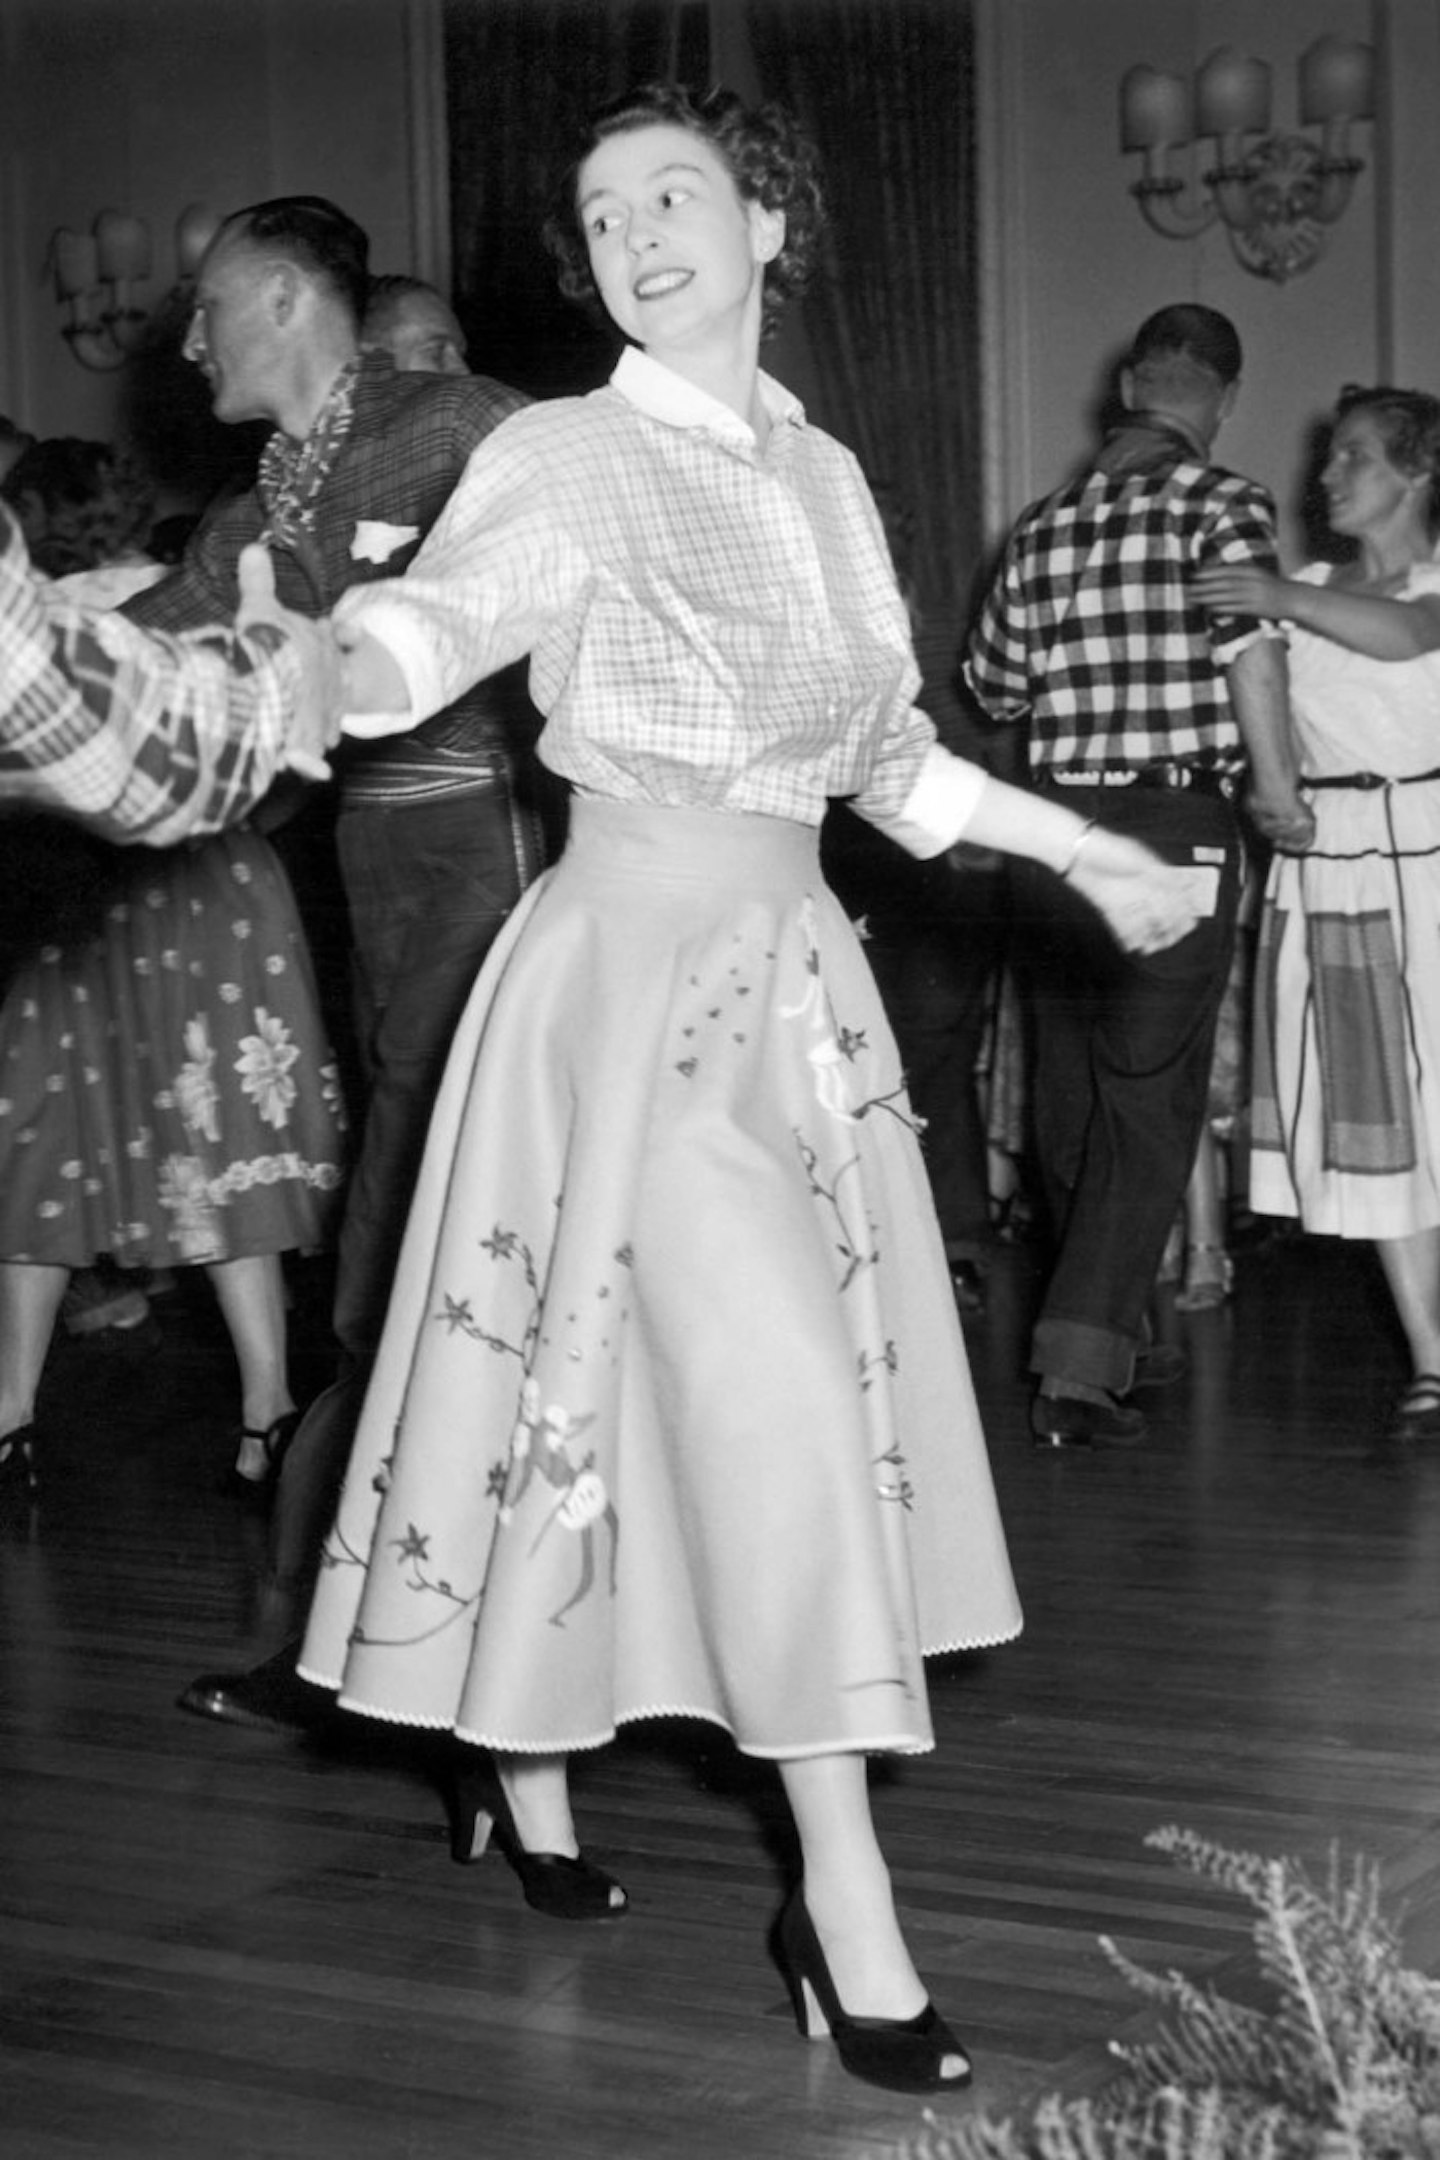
[301, 800, 1021, 1758]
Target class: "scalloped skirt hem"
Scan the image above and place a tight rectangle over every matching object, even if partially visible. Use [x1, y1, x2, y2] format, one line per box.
[294, 1616, 1023, 1760]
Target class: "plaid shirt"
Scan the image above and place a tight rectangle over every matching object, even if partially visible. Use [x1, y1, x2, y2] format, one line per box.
[0, 506, 300, 844]
[125, 351, 530, 799]
[337, 346, 985, 849]
[965, 418, 1281, 776]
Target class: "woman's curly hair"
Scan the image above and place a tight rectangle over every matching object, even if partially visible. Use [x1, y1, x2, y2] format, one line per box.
[542, 81, 826, 344]
[0, 437, 155, 577]
[1334, 384, 1440, 538]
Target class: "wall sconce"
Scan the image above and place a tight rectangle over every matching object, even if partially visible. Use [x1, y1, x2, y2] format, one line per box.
[49, 204, 222, 370]
[1119, 36, 1374, 283]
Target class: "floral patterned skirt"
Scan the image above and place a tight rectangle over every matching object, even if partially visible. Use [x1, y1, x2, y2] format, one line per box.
[0, 827, 347, 1267]
[300, 799, 1021, 1759]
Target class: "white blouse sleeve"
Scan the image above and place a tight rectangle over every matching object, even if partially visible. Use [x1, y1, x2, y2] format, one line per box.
[335, 408, 589, 736]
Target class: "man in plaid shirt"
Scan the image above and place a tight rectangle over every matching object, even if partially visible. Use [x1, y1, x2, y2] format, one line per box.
[0, 505, 334, 840]
[967, 304, 1312, 1448]
[139, 199, 549, 1727]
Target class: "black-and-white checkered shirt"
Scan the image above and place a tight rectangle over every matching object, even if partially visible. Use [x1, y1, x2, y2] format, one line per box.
[965, 418, 1281, 777]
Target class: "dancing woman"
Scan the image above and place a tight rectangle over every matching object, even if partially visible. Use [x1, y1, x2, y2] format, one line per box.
[294, 83, 1201, 2093]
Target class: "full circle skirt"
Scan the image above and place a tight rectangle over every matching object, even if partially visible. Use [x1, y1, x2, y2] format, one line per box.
[300, 800, 1021, 1758]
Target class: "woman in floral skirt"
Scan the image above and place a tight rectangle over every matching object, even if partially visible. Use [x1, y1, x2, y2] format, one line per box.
[0, 439, 347, 1500]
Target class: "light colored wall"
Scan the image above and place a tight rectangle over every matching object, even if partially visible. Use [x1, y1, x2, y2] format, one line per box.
[6, 0, 1432, 569]
[0, 0, 443, 448]
[977, 0, 1438, 564]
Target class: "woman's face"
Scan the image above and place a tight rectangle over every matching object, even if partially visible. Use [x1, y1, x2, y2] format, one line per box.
[576, 121, 783, 358]
[1323, 410, 1421, 540]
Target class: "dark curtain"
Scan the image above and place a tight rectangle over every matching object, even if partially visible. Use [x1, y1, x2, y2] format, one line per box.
[444, 0, 710, 397]
[745, 0, 982, 640]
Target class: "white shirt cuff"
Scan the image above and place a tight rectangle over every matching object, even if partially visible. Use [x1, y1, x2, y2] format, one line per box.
[335, 592, 442, 739]
[879, 744, 990, 858]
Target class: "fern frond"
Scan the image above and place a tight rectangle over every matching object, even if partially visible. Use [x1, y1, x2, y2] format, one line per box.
[900, 1830, 1440, 2160]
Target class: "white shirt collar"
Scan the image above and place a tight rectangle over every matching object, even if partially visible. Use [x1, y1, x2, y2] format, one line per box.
[609, 344, 804, 445]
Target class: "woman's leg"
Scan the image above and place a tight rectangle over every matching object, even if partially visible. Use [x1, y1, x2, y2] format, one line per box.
[205, 1253, 295, 1476]
[471, 1750, 625, 1916]
[0, 1260, 70, 1438]
[1374, 1227, 1440, 1376]
[778, 1752, 963, 2066]
[1174, 1127, 1233, 1308]
[495, 1751, 579, 1857]
[1185, 1128, 1224, 1250]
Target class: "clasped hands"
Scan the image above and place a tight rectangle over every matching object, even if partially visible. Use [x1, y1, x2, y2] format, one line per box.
[235, 545, 348, 780]
[1062, 824, 1211, 957]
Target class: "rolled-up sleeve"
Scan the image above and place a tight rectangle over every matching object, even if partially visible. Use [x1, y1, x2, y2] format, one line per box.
[1201, 484, 1285, 667]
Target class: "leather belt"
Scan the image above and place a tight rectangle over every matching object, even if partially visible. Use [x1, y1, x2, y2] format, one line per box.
[1049, 764, 1236, 798]
[1304, 765, 1440, 791]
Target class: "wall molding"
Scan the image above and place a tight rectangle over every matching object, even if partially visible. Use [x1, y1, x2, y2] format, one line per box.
[403, 0, 452, 295]
[0, 0, 29, 423]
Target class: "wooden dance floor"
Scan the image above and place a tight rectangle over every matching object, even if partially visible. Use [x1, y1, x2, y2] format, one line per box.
[3, 1229, 1439, 2158]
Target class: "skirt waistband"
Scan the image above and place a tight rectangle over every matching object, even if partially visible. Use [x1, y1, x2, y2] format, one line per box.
[563, 796, 821, 888]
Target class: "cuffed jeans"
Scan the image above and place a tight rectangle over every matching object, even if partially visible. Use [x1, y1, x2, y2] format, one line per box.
[1012, 784, 1242, 1397]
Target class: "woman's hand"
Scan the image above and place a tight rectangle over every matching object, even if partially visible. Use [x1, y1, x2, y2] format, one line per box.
[1064, 824, 1204, 954]
[236, 544, 343, 779]
[1192, 564, 1286, 619]
[1245, 779, 1315, 854]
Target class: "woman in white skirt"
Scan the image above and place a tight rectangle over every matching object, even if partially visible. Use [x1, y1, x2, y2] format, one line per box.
[1196, 385, 1440, 1442]
[297, 83, 1200, 2093]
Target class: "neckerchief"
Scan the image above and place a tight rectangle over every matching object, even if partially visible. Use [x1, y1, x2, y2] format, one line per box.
[257, 357, 361, 553]
[1097, 410, 1210, 481]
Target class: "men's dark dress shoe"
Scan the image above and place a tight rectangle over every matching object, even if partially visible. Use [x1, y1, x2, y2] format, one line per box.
[949, 1260, 986, 1315]
[1131, 1343, 1187, 1388]
[1030, 1390, 1148, 1449]
[177, 1639, 330, 1731]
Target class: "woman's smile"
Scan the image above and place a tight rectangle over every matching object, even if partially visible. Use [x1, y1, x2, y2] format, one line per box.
[634, 267, 693, 300]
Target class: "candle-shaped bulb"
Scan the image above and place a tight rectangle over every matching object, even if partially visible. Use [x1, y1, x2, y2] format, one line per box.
[52, 227, 99, 299]
[1299, 37, 1375, 125]
[1195, 48, 1271, 138]
[1120, 66, 1191, 153]
[94, 210, 152, 283]
[175, 203, 222, 277]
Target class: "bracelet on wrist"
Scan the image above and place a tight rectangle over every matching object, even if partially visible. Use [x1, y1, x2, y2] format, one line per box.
[1059, 818, 1097, 882]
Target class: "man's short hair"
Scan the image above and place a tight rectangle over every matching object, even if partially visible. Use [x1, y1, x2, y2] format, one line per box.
[217, 196, 370, 327]
[363, 273, 441, 341]
[1128, 304, 1242, 387]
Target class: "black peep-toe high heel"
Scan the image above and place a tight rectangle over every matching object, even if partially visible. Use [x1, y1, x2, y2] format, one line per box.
[445, 1751, 629, 1921]
[775, 1889, 973, 2095]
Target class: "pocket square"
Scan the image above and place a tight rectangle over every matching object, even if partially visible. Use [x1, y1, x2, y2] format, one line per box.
[350, 520, 420, 564]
